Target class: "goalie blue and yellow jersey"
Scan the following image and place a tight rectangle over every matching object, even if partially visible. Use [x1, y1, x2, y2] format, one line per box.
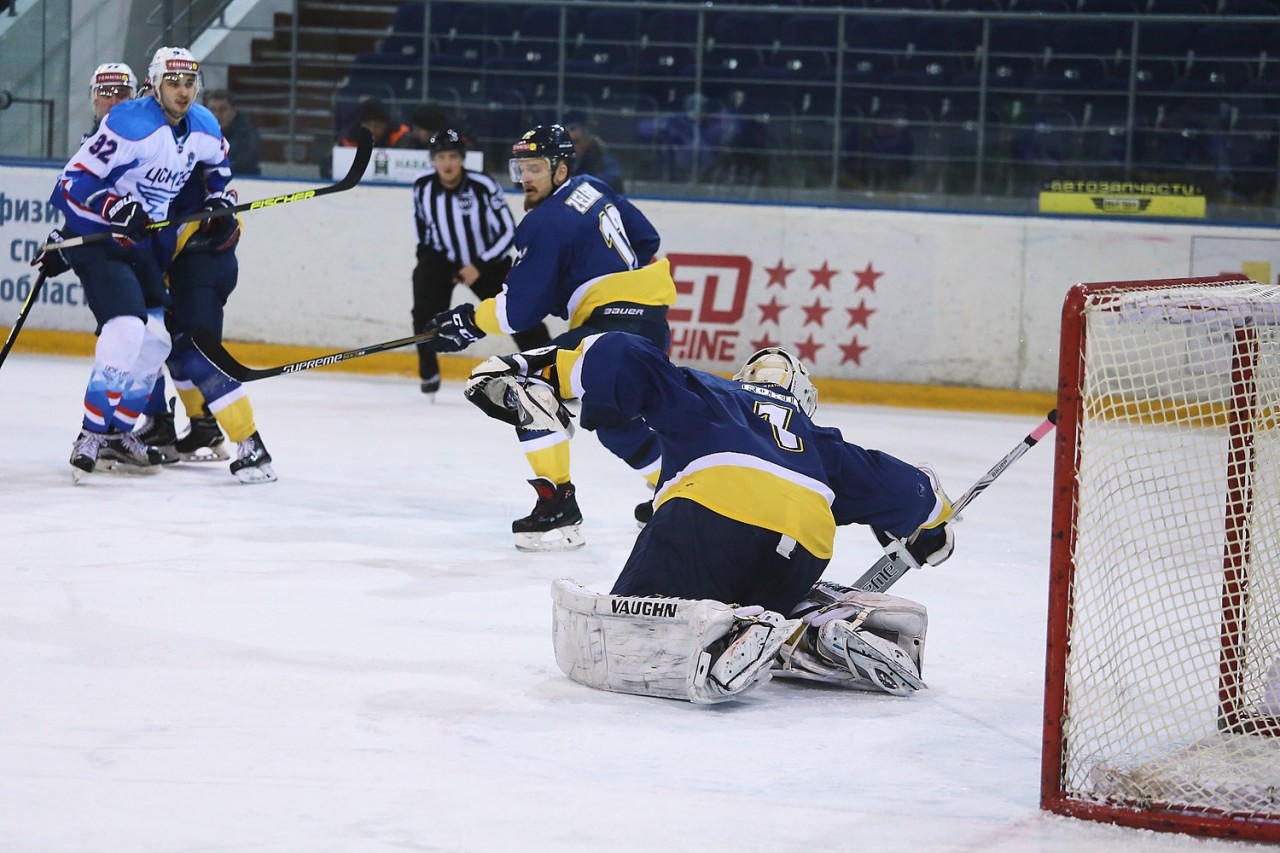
[555, 332, 941, 559]
[472, 174, 671, 338]
[50, 96, 230, 239]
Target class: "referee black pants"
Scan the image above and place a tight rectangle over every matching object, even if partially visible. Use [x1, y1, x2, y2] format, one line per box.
[410, 248, 550, 381]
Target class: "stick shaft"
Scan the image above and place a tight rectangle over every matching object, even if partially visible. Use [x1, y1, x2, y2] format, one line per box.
[851, 409, 1058, 593]
[0, 272, 48, 370]
[194, 329, 438, 382]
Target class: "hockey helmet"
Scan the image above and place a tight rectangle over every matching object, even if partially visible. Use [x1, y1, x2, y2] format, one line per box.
[734, 347, 818, 416]
[90, 62, 137, 101]
[508, 124, 575, 184]
[148, 46, 201, 96]
[428, 129, 467, 155]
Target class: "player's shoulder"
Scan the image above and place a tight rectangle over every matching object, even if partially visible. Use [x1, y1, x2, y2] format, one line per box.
[413, 168, 439, 189]
[103, 98, 165, 140]
[186, 103, 222, 137]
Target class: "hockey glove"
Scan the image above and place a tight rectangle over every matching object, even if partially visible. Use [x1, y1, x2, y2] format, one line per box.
[425, 303, 485, 352]
[100, 193, 150, 244]
[31, 228, 70, 277]
[199, 191, 241, 249]
[874, 523, 955, 567]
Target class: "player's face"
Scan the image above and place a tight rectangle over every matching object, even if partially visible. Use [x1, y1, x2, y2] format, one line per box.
[156, 73, 198, 124]
[92, 86, 131, 121]
[513, 158, 555, 209]
[432, 150, 464, 187]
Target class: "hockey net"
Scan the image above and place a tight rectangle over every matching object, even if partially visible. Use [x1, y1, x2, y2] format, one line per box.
[1043, 275, 1280, 841]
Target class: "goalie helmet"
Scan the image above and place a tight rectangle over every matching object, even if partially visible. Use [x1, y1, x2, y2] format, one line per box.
[508, 124, 575, 184]
[90, 62, 137, 101]
[147, 46, 201, 96]
[734, 347, 818, 417]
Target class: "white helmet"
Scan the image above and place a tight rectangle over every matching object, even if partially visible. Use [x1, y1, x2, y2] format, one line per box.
[148, 46, 201, 97]
[89, 62, 137, 101]
[734, 347, 818, 417]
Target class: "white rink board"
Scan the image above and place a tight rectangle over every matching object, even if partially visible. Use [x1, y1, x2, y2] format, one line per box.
[4, 163, 1279, 391]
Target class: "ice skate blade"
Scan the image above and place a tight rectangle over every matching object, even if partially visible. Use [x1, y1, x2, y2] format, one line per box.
[234, 462, 277, 484]
[97, 458, 163, 476]
[179, 445, 231, 463]
[514, 524, 585, 552]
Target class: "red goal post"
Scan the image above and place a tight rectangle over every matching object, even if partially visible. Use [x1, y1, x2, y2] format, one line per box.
[1043, 274, 1280, 841]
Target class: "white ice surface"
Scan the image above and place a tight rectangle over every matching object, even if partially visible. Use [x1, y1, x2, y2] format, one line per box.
[0, 354, 1269, 852]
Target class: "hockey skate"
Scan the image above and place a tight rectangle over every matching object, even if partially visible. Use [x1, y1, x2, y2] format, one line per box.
[513, 477, 584, 552]
[97, 430, 164, 476]
[230, 431, 276, 484]
[420, 373, 441, 396]
[133, 399, 179, 464]
[69, 428, 108, 483]
[175, 414, 230, 462]
[634, 500, 654, 529]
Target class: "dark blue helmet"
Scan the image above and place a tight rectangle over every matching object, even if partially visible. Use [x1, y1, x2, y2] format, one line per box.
[508, 124, 575, 183]
[428, 128, 466, 155]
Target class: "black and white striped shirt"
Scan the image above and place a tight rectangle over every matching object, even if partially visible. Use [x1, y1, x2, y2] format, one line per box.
[411, 168, 516, 269]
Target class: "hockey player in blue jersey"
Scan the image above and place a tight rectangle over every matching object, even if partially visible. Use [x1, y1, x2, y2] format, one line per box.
[464, 333, 955, 702]
[41, 46, 232, 481]
[421, 124, 676, 552]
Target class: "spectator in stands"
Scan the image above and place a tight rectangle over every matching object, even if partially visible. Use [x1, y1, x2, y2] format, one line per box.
[397, 101, 451, 150]
[637, 94, 740, 183]
[338, 98, 409, 149]
[205, 89, 261, 175]
[565, 115, 625, 194]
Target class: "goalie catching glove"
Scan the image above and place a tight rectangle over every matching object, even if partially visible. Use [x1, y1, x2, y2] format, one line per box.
[464, 349, 574, 436]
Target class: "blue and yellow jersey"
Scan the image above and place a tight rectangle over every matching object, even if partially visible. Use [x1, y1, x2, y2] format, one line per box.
[555, 332, 940, 559]
[473, 175, 671, 337]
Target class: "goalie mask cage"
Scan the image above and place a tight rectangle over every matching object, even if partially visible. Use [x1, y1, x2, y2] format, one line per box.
[1043, 274, 1280, 841]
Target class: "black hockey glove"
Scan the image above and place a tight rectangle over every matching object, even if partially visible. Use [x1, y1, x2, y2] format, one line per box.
[199, 192, 240, 249]
[100, 193, 150, 243]
[874, 523, 955, 567]
[426, 303, 485, 353]
[31, 228, 70, 277]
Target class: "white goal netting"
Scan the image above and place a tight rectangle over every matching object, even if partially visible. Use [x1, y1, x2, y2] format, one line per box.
[1053, 279, 1280, 830]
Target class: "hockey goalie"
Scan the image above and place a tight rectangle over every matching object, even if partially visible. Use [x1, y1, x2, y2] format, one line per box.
[465, 331, 954, 703]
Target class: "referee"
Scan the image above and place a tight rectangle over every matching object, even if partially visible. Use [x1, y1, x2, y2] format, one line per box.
[410, 129, 550, 394]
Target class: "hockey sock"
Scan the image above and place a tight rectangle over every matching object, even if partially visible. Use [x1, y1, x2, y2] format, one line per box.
[110, 310, 171, 432]
[524, 433, 571, 485]
[83, 315, 145, 432]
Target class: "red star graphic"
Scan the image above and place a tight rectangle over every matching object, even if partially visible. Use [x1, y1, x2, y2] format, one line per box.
[846, 299, 875, 329]
[764, 259, 794, 289]
[801, 297, 831, 327]
[749, 332, 780, 351]
[854, 263, 883, 292]
[840, 336, 870, 366]
[810, 261, 838, 290]
[757, 296, 786, 325]
[794, 334, 823, 362]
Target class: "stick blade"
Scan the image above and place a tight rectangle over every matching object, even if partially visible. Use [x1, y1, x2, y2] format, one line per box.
[192, 329, 252, 382]
[335, 127, 374, 190]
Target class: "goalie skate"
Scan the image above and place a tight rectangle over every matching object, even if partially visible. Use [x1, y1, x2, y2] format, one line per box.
[817, 621, 925, 696]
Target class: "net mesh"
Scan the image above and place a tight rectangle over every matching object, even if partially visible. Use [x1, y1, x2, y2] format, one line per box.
[1063, 280, 1280, 820]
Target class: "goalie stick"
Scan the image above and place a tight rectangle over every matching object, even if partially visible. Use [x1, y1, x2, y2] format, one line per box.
[0, 272, 47, 371]
[194, 328, 438, 382]
[46, 127, 374, 252]
[851, 409, 1058, 593]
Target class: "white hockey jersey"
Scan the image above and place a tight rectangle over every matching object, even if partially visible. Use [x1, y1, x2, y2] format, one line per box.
[51, 96, 230, 237]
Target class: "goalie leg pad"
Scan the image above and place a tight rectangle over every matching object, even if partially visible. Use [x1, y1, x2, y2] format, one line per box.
[551, 579, 800, 704]
[817, 621, 925, 696]
[792, 581, 929, 670]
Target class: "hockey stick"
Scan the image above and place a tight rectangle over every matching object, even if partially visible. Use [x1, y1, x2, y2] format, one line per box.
[0, 271, 47, 371]
[193, 328, 438, 382]
[47, 128, 374, 252]
[851, 409, 1059, 593]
